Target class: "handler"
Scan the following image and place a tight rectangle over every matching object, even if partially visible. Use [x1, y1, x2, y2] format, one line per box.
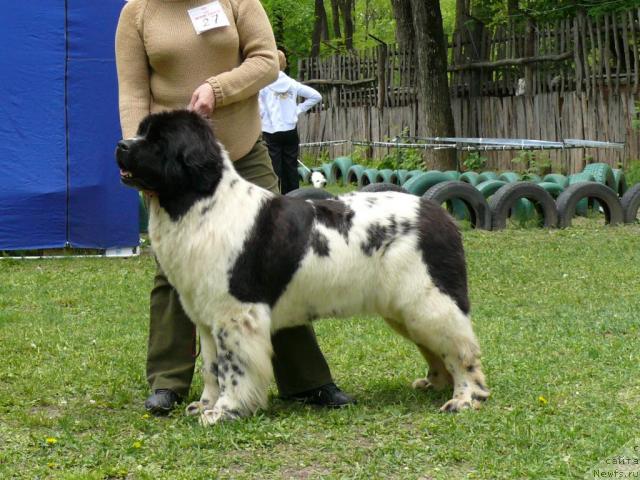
[115, 0, 353, 415]
[259, 50, 322, 194]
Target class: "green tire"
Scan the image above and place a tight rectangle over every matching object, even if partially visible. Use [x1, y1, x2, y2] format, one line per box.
[443, 170, 461, 181]
[568, 173, 596, 216]
[298, 166, 311, 184]
[403, 171, 451, 196]
[402, 169, 424, 185]
[320, 163, 337, 184]
[583, 163, 616, 189]
[537, 181, 565, 198]
[522, 174, 542, 183]
[499, 171, 521, 183]
[476, 179, 507, 198]
[361, 168, 379, 187]
[375, 169, 395, 184]
[613, 169, 627, 196]
[391, 169, 410, 185]
[459, 171, 480, 186]
[477, 171, 499, 183]
[346, 165, 366, 186]
[542, 174, 569, 188]
[330, 157, 353, 185]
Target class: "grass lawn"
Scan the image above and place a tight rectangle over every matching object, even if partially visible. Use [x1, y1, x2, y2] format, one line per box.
[1, 225, 639, 479]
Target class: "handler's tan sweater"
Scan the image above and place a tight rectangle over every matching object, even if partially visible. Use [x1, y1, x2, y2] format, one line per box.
[115, 0, 278, 161]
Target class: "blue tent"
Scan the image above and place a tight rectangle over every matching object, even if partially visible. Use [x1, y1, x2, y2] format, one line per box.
[0, 1, 138, 251]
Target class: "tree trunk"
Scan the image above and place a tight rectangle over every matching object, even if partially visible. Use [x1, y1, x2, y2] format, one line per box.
[330, 0, 341, 39]
[507, 0, 520, 16]
[455, 0, 470, 32]
[339, 0, 355, 50]
[390, 0, 414, 48]
[409, 0, 457, 169]
[311, 0, 330, 56]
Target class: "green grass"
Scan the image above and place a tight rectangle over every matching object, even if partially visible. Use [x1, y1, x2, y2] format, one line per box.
[1, 225, 640, 479]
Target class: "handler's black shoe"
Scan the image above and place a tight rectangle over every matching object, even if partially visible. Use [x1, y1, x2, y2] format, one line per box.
[144, 389, 181, 416]
[291, 383, 356, 408]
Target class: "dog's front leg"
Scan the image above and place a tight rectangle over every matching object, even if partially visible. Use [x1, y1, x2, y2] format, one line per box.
[200, 304, 274, 426]
[186, 324, 219, 417]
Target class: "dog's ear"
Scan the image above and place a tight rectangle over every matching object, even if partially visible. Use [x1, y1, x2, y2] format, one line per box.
[178, 129, 224, 192]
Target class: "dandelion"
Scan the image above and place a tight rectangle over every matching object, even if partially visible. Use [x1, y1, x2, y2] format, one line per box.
[142, 413, 150, 420]
[132, 441, 142, 449]
[47, 462, 57, 469]
[45, 437, 58, 445]
[538, 395, 548, 406]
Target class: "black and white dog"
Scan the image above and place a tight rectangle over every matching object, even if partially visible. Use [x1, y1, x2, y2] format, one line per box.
[116, 110, 489, 425]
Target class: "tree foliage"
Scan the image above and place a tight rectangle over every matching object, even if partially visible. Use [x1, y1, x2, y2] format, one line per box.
[262, 0, 635, 67]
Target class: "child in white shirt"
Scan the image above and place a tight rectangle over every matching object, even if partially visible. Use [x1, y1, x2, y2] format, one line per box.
[259, 50, 322, 194]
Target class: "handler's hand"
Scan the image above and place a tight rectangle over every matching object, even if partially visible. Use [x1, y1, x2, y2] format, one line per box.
[189, 83, 215, 117]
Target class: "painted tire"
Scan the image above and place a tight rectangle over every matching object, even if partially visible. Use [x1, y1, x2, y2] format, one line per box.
[359, 182, 408, 193]
[537, 181, 565, 198]
[393, 169, 410, 185]
[423, 181, 492, 230]
[320, 163, 337, 184]
[613, 169, 627, 196]
[583, 163, 616, 189]
[620, 182, 640, 223]
[498, 171, 521, 183]
[568, 173, 596, 216]
[346, 165, 366, 186]
[477, 171, 499, 183]
[402, 169, 424, 185]
[375, 169, 395, 184]
[286, 188, 335, 200]
[330, 156, 353, 185]
[476, 179, 507, 198]
[298, 166, 311, 184]
[522, 174, 542, 183]
[459, 171, 480, 186]
[361, 168, 379, 187]
[403, 171, 451, 196]
[556, 182, 623, 228]
[543, 174, 569, 188]
[443, 170, 462, 181]
[488, 182, 558, 229]
[392, 169, 409, 185]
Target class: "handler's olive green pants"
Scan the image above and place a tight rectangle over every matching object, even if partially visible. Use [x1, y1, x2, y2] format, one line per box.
[147, 140, 333, 398]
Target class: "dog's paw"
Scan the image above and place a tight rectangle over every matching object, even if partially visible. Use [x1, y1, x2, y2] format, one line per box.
[439, 398, 474, 413]
[199, 406, 242, 426]
[412, 378, 433, 390]
[186, 399, 212, 416]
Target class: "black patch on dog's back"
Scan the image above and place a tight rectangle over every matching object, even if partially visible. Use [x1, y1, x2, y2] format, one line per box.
[310, 199, 354, 240]
[228, 197, 315, 306]
[417, 198, 470, 314]
[361, 223, 388, 256]
[310, 230, 330, 257]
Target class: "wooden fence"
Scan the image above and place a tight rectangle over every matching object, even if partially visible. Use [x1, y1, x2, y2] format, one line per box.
[296, 8, 640, 172]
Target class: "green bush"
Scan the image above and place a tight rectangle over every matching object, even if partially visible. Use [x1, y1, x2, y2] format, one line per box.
[626, 160, 640, 186]
[462, 151, 488, 171]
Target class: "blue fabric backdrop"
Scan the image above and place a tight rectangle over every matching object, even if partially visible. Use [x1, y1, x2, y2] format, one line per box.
[0, 1, 138, 251]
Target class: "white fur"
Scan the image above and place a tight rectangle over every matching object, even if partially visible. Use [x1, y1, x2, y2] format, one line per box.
[148, 149, 488, 425]
[311, 171, 327, 188]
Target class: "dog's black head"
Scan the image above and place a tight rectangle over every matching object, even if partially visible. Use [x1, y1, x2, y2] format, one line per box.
[116, 110, 225, 220]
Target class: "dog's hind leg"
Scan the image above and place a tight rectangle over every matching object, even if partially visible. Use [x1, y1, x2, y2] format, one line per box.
[186, 325, 219, 417]
[383, 318, 452, 391]
[200, 304, 273, 426]
[401, 294, 489, 412]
